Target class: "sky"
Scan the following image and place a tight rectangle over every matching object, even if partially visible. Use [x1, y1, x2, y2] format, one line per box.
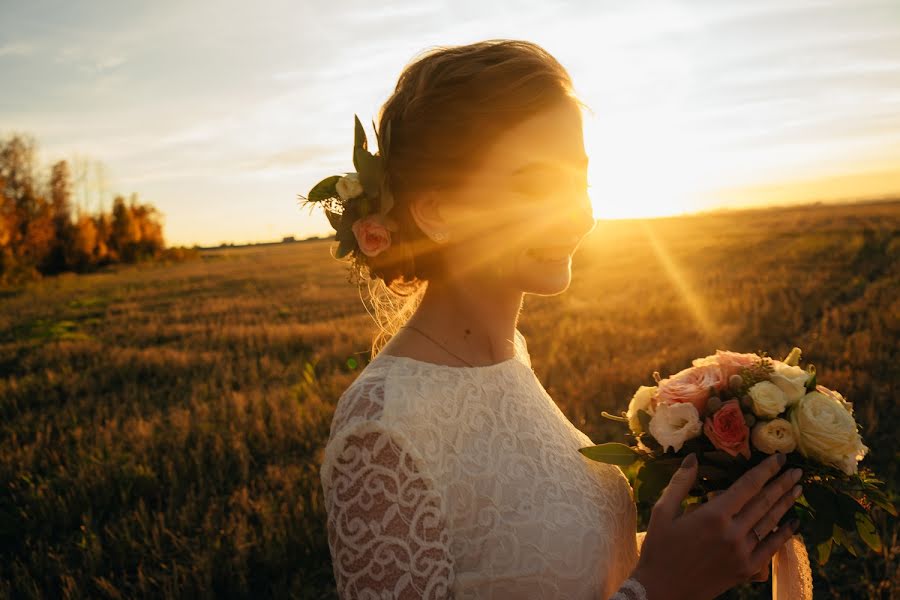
[1, 0, 899, 247]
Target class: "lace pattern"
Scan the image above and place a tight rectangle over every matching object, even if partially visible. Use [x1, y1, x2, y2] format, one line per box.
[321, 329, 645, 599]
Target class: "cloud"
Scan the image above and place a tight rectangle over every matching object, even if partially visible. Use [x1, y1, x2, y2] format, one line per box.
[91, 55, 127, 72]
[0, 42, 34, 58]
[243, 146, 342, 170]
[54, 44, 127, 73]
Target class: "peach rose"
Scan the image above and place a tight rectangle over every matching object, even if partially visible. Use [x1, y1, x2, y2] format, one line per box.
[692, 350, 760, 381]
[351, 214, 392, 257]
[656, 364, 725, 414]
[703, 399, 751, 459]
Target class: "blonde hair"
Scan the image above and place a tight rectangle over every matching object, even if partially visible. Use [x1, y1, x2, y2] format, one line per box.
[346, 39, 582, 357]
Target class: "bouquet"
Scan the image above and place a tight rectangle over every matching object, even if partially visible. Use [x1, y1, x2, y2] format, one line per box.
[579, 346, 895, 566]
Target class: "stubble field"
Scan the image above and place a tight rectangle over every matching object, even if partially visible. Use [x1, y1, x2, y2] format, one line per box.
[1, 200, 897, 599]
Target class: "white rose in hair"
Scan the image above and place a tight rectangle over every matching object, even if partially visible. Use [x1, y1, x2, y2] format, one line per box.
[336, 173, 364, 201]
[747, 380, 788, 418]
[648, 401, 702, 453]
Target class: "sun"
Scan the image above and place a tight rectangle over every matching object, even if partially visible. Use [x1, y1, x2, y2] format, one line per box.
[582, 107, 714, 220]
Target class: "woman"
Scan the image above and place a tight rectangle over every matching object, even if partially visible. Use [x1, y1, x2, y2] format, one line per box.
[317, 39, 802, 599]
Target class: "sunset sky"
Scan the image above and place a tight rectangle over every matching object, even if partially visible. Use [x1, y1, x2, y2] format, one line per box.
[2, 0, 899, 247]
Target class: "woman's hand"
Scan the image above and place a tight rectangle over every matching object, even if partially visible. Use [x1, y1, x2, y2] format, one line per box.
[630, 452, 802, 600]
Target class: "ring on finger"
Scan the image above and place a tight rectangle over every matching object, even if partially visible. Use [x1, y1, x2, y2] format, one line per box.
[752, 525, 765, 542]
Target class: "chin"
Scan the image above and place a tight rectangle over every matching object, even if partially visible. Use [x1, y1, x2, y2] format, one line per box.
[514, 253, 573, 295]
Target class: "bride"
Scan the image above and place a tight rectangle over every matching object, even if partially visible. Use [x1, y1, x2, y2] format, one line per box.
[317, 39, 803, 599]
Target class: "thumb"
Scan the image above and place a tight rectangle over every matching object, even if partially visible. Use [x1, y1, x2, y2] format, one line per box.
[651, 453, 698, 523]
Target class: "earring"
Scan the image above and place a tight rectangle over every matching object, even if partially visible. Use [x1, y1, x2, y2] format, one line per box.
[433, 231, 448, 242]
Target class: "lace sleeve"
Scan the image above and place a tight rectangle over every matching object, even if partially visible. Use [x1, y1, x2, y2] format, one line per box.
[320, 418, 455, 599]
[607, 532, 648, 600]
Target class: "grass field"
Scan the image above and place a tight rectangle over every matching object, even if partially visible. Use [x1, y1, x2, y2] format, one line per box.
[1, 199, 897, 599]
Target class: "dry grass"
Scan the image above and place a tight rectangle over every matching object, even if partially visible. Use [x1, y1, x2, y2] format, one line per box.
[1, 199, 897, 599]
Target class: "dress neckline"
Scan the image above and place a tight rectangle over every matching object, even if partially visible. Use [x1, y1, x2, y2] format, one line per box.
[372, 352, 522, 372]
[370, 328, 529, 373]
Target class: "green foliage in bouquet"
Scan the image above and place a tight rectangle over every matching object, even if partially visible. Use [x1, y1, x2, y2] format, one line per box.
[580, 347, 895, 566]
[297, 115, 394, 259]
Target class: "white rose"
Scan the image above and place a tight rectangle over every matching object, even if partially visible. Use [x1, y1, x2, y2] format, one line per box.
[748, 380, 788, 418]
[789, 390, 869, 475]
[335, 173, 364, 201]
[627, 385, 657, 434]
[750, 418, 797, 454]
[769, 361, 809, 405]
[649, 402, 702, 453]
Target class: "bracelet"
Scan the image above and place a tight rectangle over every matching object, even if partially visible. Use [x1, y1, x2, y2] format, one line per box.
[609, 577, 648, 600]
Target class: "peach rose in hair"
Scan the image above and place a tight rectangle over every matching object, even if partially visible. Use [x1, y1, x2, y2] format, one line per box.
[351, 214, 392, 257]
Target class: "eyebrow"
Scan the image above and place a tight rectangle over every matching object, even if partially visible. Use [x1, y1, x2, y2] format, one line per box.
[510, 155, 589, 176]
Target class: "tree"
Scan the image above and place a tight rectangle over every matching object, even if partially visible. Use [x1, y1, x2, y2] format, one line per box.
[110, 195, 140, 261]
[0, 134, 45, 278]
[45, 160, 75, 273]
[65, 214, 98, 270]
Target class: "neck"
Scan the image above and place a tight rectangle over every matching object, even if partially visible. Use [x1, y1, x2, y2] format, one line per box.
[407, 276, 524, 365]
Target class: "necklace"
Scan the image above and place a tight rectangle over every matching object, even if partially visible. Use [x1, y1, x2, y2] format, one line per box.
[400, 324, 476, 367]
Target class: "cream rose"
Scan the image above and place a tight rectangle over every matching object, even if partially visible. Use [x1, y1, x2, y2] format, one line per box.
[816, 384, 854, 414]
[750, 418, 797, 454]
[627, 385, 657, 434]
[335, 173, 364, 200]
[789, 390, 869, 475]
[769, 360, 810, 405]
[649, 401, 702, 453]
[747, 380, 788, 418]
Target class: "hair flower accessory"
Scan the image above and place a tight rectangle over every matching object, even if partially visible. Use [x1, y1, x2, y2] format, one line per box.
[335, 173, 364, 202]
[297, 114, 397, 259]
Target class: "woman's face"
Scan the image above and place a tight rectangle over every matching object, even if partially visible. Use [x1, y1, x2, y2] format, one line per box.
[431, 99, 596, 295]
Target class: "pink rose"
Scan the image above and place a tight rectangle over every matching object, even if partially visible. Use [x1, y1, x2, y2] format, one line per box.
[655, 364, 724, 414]
[692, 350, 760, 381]
[351, 214, 392, 257]
[703, 399, 751, 459]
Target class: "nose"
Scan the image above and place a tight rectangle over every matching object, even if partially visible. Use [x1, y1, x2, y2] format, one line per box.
[568, 192, 596, 239]
[539, 197, 594, 250]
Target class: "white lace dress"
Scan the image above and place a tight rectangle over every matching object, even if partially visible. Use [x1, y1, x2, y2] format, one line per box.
[320, 328, 648, 599]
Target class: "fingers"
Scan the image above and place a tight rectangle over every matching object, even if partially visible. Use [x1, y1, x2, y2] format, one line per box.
[713, 452, 786, 515]
[750, 517, 800, 567]
[650, 453, 698, 524]
[734, 467, 803, 534]
[750, 562, 769, 582]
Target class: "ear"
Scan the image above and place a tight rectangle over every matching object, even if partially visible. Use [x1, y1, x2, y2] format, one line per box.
[408, 190, 447, 238]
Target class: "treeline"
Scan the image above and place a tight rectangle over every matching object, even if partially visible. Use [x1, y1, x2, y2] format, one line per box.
[0, 133, 196, 285]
